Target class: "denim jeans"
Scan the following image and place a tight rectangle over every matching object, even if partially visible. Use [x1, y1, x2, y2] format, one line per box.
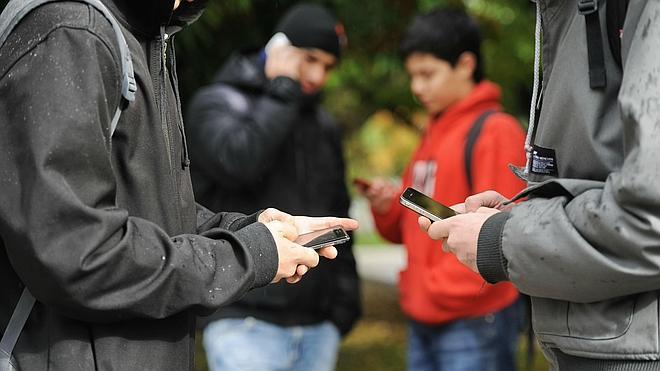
[203, 317, 340, 371]
[407, 301, 520, 371]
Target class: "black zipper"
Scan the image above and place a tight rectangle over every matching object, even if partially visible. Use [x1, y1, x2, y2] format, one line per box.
[169, 35, 190, 169]
[159, 26, 184, 232]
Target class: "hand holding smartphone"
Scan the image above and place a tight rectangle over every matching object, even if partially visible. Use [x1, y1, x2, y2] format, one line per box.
[294, 226, 350, 250]
[399, 187, 458, 222]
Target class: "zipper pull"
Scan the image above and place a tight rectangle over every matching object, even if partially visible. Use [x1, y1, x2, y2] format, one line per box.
[162, 28, 169, 72]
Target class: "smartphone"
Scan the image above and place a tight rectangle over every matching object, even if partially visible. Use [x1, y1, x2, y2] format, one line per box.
[265, 32, 291, 55]
[399, 187, 458, 222]
[352, 178, 372, 192]
[295, 226, 350, 250]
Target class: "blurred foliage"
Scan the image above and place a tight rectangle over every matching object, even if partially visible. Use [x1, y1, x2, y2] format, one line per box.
[174, 0, 536, 179]
[176, 0, 536, 130]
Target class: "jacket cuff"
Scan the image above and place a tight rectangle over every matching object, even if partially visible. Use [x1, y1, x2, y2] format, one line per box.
[476, 212, 511, 283]
[266, 76, 303, 102]
[234, 223, 279, 288]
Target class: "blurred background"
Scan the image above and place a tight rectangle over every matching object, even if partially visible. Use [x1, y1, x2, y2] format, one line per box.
[176, 1, 546, 370]
[0, 0, 549, 369]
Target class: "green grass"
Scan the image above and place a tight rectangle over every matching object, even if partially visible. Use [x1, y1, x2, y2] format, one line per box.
[195, 280, 549, 371]
[353, 230, 388, 246]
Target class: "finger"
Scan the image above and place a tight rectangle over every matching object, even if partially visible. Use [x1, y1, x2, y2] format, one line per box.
[465, 191, 508, 212]
[464, 194, 486, 212]
[418, 216, 432, 232]
[426, 219, 451, 241]
[441, 239, 449, 252]
[451, 203, 466, 214]
[296, 264, 309, 276]
[296, 216, 359, 233]
[286, 274, 302, 284]
[317, 246, 338, 260]
[294, 245, 320, 268]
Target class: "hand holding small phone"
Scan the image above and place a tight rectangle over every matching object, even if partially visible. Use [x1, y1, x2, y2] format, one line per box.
[264, 32, 301, 81]
[399, 187, 458, 222]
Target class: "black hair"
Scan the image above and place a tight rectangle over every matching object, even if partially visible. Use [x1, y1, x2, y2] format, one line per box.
[400, 8, 484, 82]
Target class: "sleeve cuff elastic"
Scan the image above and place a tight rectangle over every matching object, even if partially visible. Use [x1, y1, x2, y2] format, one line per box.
[234, 223, 279, 288]
[477, 212, 511, 283]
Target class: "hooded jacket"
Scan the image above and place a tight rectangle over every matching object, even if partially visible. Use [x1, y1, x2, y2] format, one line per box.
[0, 1, 278, 370]
[372, 81, 525, 324]
[185, 53, 361, 336]
[477, 1, 660, 369]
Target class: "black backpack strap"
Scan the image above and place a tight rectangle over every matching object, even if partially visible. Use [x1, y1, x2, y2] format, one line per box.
[579, 0, 607, 89]
[464, 110, 495, 193]
[606, 0, 629, 69]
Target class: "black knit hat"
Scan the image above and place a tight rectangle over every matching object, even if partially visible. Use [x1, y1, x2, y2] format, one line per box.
[275, 3, 346, 59]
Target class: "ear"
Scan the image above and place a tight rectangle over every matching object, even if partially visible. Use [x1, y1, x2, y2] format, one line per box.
[455, 52, 477, 82]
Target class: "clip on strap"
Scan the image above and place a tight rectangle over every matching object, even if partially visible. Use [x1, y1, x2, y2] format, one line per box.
[579, 0, 607, 89]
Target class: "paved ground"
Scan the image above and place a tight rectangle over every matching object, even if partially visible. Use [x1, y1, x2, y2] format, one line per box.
[353, 245, 406, 286]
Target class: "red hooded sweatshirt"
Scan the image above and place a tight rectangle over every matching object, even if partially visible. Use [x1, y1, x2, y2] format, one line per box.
[372, 81, 525, 325]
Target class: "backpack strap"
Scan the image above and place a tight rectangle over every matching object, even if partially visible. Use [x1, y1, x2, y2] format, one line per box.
[0, 289, 36, 370]
[0, 0, 136, 136]
[464, 110, 495, 193]
[606, 0, 629, 69]
[0, 0, 135, 366]
[578, 0, 607, 89]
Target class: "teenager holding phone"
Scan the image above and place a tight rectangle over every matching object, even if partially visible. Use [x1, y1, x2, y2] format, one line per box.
[358, 8, 526, 371]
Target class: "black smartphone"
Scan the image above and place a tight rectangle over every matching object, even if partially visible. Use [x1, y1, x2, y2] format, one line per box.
[399, 187, 458, 222]
[295, 226, 350, 250]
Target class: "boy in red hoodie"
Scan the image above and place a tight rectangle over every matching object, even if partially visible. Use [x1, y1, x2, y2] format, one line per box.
[359, 8, 526, 371]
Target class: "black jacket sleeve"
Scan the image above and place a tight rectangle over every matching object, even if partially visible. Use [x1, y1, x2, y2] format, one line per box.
[185, 77, 304, 189]
[0, 21, 277, 323]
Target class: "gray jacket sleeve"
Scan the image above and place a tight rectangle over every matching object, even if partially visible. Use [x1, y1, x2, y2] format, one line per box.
[477, 4, 660, 303]
[185, 77, 303, 189]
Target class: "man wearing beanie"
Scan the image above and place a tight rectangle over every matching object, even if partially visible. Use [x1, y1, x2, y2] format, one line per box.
[185, 3, 360, 371]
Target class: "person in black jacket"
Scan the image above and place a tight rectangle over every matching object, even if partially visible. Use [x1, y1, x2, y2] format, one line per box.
[0, 1, 358, 370]
[186, 4, 361, 371]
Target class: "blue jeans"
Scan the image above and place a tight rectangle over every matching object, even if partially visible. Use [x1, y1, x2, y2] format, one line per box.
[407, 302, 520, 371]
[203, 317, 341, 371]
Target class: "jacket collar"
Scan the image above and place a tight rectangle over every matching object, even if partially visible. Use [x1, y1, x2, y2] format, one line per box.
[104, 0, 208, 38]
[431, 81, 502, 128]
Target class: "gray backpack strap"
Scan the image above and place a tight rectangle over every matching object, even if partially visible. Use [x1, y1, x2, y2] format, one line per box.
[0, 0, 136, 136]
[0, 288, 36, 370]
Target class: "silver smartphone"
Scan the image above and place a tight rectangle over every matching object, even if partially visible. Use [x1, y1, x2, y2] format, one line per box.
[294, 226, 350, 250]
[399, 187, 458, 222]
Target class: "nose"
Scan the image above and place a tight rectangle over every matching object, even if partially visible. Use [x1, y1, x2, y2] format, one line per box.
[410, 78, 424, 97]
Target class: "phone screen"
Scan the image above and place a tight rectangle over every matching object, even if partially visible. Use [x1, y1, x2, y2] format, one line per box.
[399, 187, 457, 221]
[295, 227, 350, 250]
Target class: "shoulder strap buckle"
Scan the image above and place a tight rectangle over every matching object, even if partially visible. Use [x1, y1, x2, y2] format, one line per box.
[578, 0, 598, 15]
